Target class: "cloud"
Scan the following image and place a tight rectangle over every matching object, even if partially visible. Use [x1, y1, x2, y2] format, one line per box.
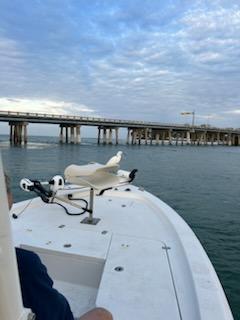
[0, 35, 23, 59]
[196, 113, 224, 120]
[0, 97, 95, 115]
[0, 35, 26, 77]
[179, 5, 240, 70]
[0, 1, 240, 128]
[223, 109, 240, 115]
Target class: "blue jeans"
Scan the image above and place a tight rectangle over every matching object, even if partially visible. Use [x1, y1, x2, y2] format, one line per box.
[16, 248, 74, 320]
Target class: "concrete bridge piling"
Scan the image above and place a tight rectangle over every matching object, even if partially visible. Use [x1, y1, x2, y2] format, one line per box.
[9, 122, 28, 145]
[97, 127, 119, 145]
[59, 124, 81, 144]
[125, 128, 240, 147]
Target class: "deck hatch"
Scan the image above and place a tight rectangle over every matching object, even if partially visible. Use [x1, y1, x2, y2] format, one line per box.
[97, 234, 181, 320]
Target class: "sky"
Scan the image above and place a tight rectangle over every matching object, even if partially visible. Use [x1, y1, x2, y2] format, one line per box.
[0, 0, 240, 136]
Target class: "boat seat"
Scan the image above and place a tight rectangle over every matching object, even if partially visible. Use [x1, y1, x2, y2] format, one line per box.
[64, 163, 123, 190]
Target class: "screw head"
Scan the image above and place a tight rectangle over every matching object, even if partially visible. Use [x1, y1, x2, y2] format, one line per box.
[114, 266, 124, 272]
[63, 243, 72, 248]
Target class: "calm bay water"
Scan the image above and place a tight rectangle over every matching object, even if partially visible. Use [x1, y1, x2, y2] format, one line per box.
[1, 135, 239, 319]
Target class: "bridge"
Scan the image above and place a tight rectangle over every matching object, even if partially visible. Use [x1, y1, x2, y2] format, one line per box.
[0, 110, 239, 146]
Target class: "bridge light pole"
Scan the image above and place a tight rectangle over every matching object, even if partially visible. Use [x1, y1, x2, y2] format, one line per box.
[181, 111, 195, 127]
[206, 114, 211, 127]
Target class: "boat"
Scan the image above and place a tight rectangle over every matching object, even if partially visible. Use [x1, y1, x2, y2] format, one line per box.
[0, 152, 233, 320]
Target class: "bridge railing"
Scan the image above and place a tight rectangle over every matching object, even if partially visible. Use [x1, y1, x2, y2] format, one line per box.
[0, 110, 187, 127]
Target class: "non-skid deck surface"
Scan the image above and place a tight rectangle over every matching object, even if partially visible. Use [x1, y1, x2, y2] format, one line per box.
[97, 234, 180, 320]
[11, 186, 231, 320]
[54, 280, 97, 317]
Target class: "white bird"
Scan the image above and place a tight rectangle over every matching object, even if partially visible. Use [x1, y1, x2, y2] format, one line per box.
[106, 151, 123, 166]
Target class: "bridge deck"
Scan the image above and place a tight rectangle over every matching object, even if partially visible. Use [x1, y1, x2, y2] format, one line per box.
[0, 110, 239, 133]
[1, 110, 240, 146]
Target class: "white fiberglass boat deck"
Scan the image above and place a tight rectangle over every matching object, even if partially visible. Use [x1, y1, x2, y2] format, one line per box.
[11, 181, 233, 320]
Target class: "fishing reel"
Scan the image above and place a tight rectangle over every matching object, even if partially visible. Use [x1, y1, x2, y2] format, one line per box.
[20, 175, 65, 202]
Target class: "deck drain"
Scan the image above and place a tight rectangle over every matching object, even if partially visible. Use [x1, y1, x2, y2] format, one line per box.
[101, 230, 108, 234]
[58, 224, 65, 228]
[63, 243, 72, 248]
[121, 204, 126, 207]
[114, 266, 124, 272]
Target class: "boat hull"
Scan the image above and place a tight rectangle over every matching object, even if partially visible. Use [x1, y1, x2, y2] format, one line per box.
[11, 184, 233, 320]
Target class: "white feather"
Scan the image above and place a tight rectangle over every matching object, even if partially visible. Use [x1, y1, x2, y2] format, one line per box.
[106, 151, 123, 166]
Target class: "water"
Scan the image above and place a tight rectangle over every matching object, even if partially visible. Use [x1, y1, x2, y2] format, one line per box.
[1, 135, 239, 319]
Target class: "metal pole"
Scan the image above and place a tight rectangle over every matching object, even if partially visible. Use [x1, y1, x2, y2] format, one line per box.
[80, 188, 100, 225]
[192, 111, 195, 127]
[89, 187, 94, 223]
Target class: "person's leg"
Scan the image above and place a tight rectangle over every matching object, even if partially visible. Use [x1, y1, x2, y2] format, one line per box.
[16, 248, 111, 320]
[79, 308, 113, 320]
[16, 248, 74, 320]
